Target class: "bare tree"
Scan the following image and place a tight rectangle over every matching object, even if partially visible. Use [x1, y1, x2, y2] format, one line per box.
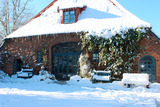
[0, 0, 33, 39]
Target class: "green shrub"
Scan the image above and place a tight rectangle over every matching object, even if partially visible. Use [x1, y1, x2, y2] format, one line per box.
[79, 28, 147, 79]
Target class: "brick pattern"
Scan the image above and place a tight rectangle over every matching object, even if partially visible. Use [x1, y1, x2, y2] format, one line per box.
[132, 31, 160, 82]
[1, 33, 81, 75]
[1, 31, 160, 82]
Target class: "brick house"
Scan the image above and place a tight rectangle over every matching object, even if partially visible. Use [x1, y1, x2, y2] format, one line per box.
[0, 0, 160, 82]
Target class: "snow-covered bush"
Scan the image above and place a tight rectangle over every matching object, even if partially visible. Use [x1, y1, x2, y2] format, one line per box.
[67, 75, 92, 87]
[0, 52, 4, 70]
[0, 70, 6, 79]
[79, 54, 91, 78]
[67, 75, 82, 85]
[80, 28, 147, 79]
[39, 70, 55, 81]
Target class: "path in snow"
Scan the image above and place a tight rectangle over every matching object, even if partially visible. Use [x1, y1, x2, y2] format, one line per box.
[0, 75, 160, 107]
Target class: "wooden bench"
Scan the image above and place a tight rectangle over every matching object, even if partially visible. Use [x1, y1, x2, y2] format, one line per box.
[121, 73, 150, 88]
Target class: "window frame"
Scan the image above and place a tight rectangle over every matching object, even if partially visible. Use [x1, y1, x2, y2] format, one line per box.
[139, 55, 156, 81]
[37, 51, 43, 63]
[63, 10, 76, 24]
[92, 49, 99, 62]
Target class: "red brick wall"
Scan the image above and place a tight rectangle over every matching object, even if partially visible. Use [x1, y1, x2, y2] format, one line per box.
[132, 31, 160, 82]
[1, 31, 160, 82]
[1, 33, 81, 75]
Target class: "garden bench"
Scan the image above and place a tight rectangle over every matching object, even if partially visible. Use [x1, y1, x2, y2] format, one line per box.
[121, 73, 150, 88]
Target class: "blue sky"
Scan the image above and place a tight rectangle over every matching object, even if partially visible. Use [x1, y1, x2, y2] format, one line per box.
[31, 0, 160, 37]
[117, 0, 160, 37]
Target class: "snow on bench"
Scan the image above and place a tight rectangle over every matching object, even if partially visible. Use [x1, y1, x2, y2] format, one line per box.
[17, 69, 34, 78]
[121, 73, 150, 88]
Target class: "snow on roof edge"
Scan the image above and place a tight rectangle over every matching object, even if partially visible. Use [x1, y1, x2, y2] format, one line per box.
[26, 0, 58, 24]
[5, 0, 152, 39]
[5, 31, 79, 39]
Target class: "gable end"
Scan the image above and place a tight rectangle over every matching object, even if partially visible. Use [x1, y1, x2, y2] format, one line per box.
[26, 0, 58, 24]
[148, 29, 160, 42]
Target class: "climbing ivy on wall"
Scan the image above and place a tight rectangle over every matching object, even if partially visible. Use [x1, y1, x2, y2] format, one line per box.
[41, 44, 48, 70]
[79, 28, 147, 78]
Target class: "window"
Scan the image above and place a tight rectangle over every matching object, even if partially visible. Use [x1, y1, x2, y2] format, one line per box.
[64, 10, 76, 24]
[52, 42, 81, 79]
[92, 50, 99, 62]
[13, 59, 22, 74]
[139, 55, 156, 81]
[37, 51, 43, 63]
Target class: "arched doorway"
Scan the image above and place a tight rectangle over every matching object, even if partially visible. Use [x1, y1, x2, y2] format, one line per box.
[51, 42, 81, 80]
[139, 55, 156, 81]
[13, 59, 22, 74]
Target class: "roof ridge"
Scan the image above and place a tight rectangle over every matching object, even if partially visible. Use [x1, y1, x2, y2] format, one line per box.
[109, 0, 117, 7]
[6, 0, 151, 39]
[26, 0, 58, 24]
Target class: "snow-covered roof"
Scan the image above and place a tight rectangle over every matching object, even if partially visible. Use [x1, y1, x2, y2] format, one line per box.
[6, 0, 151, 39]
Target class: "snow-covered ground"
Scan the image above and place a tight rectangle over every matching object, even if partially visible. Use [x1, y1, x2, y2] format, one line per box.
[0, 75, 160, 107]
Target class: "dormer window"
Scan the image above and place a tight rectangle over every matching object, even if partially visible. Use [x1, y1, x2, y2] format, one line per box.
[60, 6, 87, 24]
[64, 10, 76, 24]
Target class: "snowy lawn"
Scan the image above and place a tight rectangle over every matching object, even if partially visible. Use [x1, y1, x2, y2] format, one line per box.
[0, 75, 160, 107]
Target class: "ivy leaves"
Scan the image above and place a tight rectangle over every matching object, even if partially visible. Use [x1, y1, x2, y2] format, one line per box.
[79, 28, 146, 78]
[80, 32, 109, 52]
